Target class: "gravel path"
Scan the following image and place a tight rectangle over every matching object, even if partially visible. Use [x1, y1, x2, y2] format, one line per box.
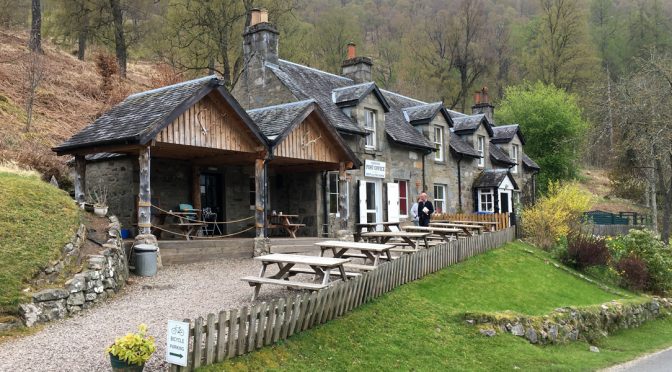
[0, 258, 299, 371]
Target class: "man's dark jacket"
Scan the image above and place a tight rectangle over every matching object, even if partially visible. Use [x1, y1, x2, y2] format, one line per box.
[418, 200, 434, 226]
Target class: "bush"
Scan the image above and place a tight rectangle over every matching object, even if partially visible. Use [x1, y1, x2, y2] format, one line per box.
[616, 255, 650, 291]
[562, 233, 610, 269]
[608, 229, 672, 294]
[522, 181, 592, 250]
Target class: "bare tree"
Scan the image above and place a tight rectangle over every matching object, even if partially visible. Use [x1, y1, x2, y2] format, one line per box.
[109, 0, 127, 77]
[29, 0, 42, 53]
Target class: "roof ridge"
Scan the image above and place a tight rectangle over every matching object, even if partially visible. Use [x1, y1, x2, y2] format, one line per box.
[379, 89, 426, 104]
[331, 81, 375, 91]
[278, 59, 353, 82]
[403, 101, 442, 110]
[127, 75, 217, 99]
[247, 99, 316, 113]
[493, 124, 519, 128]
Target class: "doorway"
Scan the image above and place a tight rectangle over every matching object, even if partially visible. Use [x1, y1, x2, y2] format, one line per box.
[200, 173, 224, 233]
[359, 179, 383, 229]
[499, 190, 511, 213]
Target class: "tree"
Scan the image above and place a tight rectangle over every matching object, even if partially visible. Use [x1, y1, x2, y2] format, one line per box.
[29, 0, 42, 53]
[496, 81, 589, 192]
[25, 48, 44, 132]
[109, 0, 126, 77]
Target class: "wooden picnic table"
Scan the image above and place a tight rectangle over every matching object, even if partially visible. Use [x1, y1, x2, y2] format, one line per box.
[403, 226, 462, 242]
[435, 220, 499, 232]
[354, 221, 402, 241]
[315, 240, 394, 267]
[159, 211, 205, 240]
[241, 253, 350, 301]
[268, 214, 305, 238]
[361, 231, 430, 249]
[429, 222, 483, 235]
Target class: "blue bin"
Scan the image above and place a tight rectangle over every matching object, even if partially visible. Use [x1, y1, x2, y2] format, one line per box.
[120, 229, 131, 239]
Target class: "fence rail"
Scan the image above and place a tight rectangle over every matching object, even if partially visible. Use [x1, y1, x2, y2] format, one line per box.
[169, 227, 516, 371]
[432, 212, 510, 231]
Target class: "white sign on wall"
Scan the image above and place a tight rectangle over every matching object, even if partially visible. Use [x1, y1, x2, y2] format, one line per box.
[166, 320, 190, 367]
[364, 160, 386, 178]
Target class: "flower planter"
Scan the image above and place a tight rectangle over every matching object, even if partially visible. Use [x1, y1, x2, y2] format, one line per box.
[110, 353, 145, 372]
[94, 205, 108, 217]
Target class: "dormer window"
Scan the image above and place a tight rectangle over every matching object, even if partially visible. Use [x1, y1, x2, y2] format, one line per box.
[477, 136, 485, 167]
[365, 109, 376, 149]
[512, 144, 519, 173]
[434, 126, 444, 162]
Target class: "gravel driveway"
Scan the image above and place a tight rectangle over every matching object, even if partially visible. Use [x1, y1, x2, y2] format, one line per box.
[0, 258, 298, 371]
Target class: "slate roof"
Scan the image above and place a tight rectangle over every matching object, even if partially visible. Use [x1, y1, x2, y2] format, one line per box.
[522, 153, 541, 170]
[402, 102, 447, 125]
[473, 169, 518, 189]
[332, 82, 390, 110]
[492, 124, 525, 145]
[268, 60, 434, 150]
[449, 131, 480, 158]
[489, 144, 516, 166]
[54, 76, 266, 154]
[247, 100, 315, 141]
[452, 114, 493, 135]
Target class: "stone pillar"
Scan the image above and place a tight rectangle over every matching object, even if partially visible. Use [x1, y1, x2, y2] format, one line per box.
[254, 157, 270, 256]
[336, 162, 353, 241]
[74, 155, 86, 204]
[135, 146, 161, 267]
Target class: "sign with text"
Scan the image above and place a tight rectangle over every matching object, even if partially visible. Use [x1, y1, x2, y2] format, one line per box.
[364, 160, 386, 178]
[166, 320, 190, 367]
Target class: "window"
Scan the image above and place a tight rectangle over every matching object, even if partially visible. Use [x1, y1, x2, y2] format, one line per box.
[327, 172, 349, 217]
[433, 184, 446, 214]
[249, 177, 255, 210]
[396, 180, 409, 216]
[434, 126, 444, 161]
[478, 188, 494, 212]
[512, 144, 519, 174]
[364, 109, 376, 149]
[477, 136, 485, 167]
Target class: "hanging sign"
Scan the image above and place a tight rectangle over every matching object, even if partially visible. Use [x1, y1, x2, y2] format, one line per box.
[364, 160, 386, 178]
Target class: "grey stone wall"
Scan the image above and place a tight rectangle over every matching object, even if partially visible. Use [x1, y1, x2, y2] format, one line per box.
[84, 157, 136, 228]
[19, 216, 129, 327]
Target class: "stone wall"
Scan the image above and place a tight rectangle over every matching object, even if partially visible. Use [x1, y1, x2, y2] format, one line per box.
[19, 216, 130, 327]
[466, 298, 671, 344]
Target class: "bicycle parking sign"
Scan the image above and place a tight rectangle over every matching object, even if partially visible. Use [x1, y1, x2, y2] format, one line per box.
[166, 320, 190, 366]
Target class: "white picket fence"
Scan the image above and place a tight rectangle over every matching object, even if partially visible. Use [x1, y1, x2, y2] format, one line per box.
[169, 227, 516, 371]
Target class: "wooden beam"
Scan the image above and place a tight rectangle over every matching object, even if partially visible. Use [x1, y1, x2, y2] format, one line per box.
[74, 155, 86, 204]
[338, 161, 348, 229]
[57, 144, 142, 156]
[138, 146, 152, 235]
[192, 165, 202, 219]
[254, 158, 266, 238]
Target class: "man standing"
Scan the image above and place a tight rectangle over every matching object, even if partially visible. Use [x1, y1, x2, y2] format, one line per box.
[418, 192, 434, 227]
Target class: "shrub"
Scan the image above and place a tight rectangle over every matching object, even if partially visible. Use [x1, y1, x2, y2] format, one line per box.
[608, 229, 672, 294]
[562, 233, 610, 269]
[616, 255, 650, 291]
[522, 181, 592, 250]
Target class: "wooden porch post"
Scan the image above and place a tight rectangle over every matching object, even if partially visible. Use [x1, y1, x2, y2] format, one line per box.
[338, 161, 348, 230]
[254, 157, 266, 238]
[191, 165, 201, 219]
[74, 155, 86, 204]
[138, 146, 152, 235]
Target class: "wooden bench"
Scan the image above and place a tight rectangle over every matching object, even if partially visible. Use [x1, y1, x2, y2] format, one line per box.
[389, 247, 420, 254]
[241, 276, 327, 292]
[287, 268, 361, 278]
[343, 263, 376, 272]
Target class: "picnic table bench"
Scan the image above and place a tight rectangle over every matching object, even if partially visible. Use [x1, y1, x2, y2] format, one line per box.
[429, 222, 483, 236]
[361, 231, 430, 249]
[403, 225, 462, 242]
[315, 240, 394, 267]
[354, 221, 402, 241]
[448, 220, 499, 232]
[242, 253, 349, 301]
[267, 214, 305, 238]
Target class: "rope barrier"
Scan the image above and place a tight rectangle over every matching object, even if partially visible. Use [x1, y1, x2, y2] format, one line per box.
[150, 204, 255, 225]
[151, 224, 256, 239]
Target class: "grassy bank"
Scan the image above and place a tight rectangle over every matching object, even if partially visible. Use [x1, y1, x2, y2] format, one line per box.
[200, 242, 672, 371]
[0, 168, 79, 313]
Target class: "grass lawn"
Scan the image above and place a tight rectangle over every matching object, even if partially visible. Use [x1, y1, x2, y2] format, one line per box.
[0, 170, 79, 313]
[200, 242, 672, 371]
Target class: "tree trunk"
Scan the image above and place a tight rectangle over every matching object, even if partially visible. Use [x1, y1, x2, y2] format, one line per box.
[109, 0, 127, 78]
[660, 153, 672, 244]
[77, 3, 89, 61]
[651, 159, 659, 234]
[29, 0, 42, 53]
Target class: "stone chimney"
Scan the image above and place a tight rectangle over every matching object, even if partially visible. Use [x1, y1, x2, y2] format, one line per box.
[341, 43, 372, 84]
[472, 86, 495, 124]
[243, 8, 278, 66]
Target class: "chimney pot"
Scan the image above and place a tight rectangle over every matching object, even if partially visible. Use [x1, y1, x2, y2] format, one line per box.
[249, 8, 261, 26]
[474, 91, 481, 105]
[260, 8, 268, 23]
[347, 42, 356, 60]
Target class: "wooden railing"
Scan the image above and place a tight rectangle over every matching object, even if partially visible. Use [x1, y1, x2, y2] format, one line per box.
[169, 227, 516, 371]
[431, 212, 510, 231]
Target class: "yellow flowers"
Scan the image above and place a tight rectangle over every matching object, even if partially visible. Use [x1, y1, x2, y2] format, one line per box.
[522, 181, 592, 250]
[107, 323, 156, 366]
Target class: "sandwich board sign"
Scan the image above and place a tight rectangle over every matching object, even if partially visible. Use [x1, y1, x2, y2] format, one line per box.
[166, 320, 190, 367]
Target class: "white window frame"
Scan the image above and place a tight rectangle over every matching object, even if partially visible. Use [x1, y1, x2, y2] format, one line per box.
[396, 179, 409, 217]
[511, 144, 519, 174]
[327, 172, 349, 218]
[364, 109, 376, 149]
[477, 136, 485, 167]
[433, 184, 446, 214]
[434, 126, 444, 162]
[478, 188, 494, 212]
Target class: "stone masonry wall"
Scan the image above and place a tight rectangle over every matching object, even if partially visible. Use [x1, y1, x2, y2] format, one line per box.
[466, 298, 672, 345]
[19, 216, 129, 327]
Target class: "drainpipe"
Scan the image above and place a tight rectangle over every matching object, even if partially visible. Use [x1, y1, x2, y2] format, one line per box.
[422, 152, 427, 192]
[457, 157, 463, 212]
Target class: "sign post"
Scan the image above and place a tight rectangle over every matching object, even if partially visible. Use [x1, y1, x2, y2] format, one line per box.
[166, 320, 190, 367]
